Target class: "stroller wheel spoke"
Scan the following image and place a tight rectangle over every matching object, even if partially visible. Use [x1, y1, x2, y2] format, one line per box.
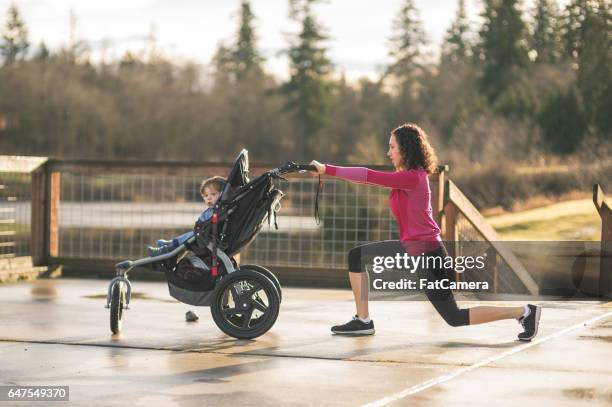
[229, 285, 240, 303]
[252, 298, 268, 313]
[242, 309, 254, 328]
[222, 307, 240, 316]
[246, 282, 263, 297]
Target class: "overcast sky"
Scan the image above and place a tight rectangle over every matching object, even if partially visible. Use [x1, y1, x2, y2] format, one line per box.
[2, 0, 563, 80]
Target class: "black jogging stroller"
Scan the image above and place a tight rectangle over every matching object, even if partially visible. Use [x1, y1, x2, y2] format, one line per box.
[105, 149, 317, 339]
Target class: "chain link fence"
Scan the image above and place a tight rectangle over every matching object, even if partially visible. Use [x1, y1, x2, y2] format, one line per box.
[56, 167, 401, 270]
[0, 172, 31, 258]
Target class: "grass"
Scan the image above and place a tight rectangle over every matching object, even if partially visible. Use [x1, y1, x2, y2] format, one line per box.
[486, 199, 604, 241]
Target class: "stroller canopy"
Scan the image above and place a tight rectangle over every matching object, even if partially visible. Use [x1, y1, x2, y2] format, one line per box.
[220, 149, 250, 202]
[193, 148, 283, 256]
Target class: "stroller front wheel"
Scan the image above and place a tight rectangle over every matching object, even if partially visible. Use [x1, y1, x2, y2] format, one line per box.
[110, 282, 126, 334]
[211, 269, 280, 339]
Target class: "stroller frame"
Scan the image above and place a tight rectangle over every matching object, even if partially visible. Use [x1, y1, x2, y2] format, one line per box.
[106, 149, 315, 339]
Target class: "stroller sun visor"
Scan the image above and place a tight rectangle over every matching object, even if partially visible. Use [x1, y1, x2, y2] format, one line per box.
[220, 148, 250, 201]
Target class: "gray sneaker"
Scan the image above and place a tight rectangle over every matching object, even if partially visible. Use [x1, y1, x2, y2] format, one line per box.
[331, 316, 375, 335]
[518, 304, 541, 342]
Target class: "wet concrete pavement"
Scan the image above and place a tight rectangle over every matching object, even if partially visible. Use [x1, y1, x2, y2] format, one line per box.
[1, 279, 611, 406]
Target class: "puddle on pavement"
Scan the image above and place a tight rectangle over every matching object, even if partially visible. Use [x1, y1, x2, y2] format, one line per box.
[30, 281, 58, 301]
[578, 335, 612, 342]
[563, 387, 612, 402]
[195, 378, 230, 384]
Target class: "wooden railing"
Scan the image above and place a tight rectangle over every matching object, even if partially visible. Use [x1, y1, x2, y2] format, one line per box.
[442, 179, 539, 295]
[0, 156, 49, 280]
[593, 184, 611, 298]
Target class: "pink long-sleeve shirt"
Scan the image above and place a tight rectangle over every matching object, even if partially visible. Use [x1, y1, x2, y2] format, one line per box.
[324, 164, 442, 255]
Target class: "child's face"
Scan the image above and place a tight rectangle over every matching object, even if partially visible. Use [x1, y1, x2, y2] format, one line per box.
[202, 186, 221, 207]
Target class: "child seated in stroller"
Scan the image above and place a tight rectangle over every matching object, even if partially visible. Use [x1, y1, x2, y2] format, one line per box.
[148, 175, 226, 323]
[148, 175, 226, 257]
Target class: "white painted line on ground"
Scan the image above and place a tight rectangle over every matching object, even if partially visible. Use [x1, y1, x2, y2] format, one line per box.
[362, 310, 612, 407]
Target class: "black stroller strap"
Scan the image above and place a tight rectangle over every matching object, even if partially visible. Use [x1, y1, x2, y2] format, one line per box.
[314, 175, 323, 225]
[267, 205, 276, 230]
[267, 200, 280, 230]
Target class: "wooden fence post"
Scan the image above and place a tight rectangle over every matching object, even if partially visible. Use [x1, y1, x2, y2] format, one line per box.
[443, 197, 459, 281]
[49, 171, 61, 258]
[593, 184, 611, 298]
[432, 165, 448, 231]
[31, 164, 47, 266]
[30, 161, 60, 265]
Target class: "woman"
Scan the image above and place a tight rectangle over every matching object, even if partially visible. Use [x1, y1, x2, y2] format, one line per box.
[310, 123, 541, 341]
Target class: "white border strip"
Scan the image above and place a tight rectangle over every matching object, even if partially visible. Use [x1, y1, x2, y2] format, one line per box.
[362, 310, 612, 407]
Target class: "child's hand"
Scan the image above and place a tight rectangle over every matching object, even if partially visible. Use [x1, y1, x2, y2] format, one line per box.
[309, 160, 325, 175]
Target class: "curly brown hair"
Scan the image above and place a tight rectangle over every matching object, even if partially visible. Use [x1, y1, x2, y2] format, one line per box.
[391, 123, 438, 174]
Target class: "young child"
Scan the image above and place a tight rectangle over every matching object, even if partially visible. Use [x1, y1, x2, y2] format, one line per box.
[148, 175, 226, 257]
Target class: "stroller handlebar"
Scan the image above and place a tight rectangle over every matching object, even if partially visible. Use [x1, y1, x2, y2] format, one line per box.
[274, 161, 316, 175]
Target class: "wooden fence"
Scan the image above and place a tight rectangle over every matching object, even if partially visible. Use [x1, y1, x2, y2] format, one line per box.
[3, 154, 608, 295]
[0, 156, 49, 281]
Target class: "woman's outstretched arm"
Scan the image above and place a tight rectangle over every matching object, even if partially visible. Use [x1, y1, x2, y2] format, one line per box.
[324, 164, 419, 190]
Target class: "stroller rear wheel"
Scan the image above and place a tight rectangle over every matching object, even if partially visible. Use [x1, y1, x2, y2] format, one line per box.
[211, 269, 280, 339]
[110, 282, 126, 334]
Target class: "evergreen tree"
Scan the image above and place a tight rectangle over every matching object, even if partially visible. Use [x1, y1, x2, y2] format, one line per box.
[212, 1, 263, 84]
[212, 42, 235, 86]
[208, 2, 285, 160]
[479, 0, 530, 100]
[386, 0, 427, 85]
[561, 0, 591, 61]
[531, 0, 562, 63]
[231, 0, 263, 80]
[576, 0, 612, 136]
[442, 0, 472, 63]
[538, 88, 587, 153]
[472, 0, 494, 62]
[0, 4, 29, 64]
[34, 41, 49, 61]
[281, 0, 333, 157]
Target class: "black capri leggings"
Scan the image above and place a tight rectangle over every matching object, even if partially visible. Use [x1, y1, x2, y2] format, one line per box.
[348, 240, 470, 327]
